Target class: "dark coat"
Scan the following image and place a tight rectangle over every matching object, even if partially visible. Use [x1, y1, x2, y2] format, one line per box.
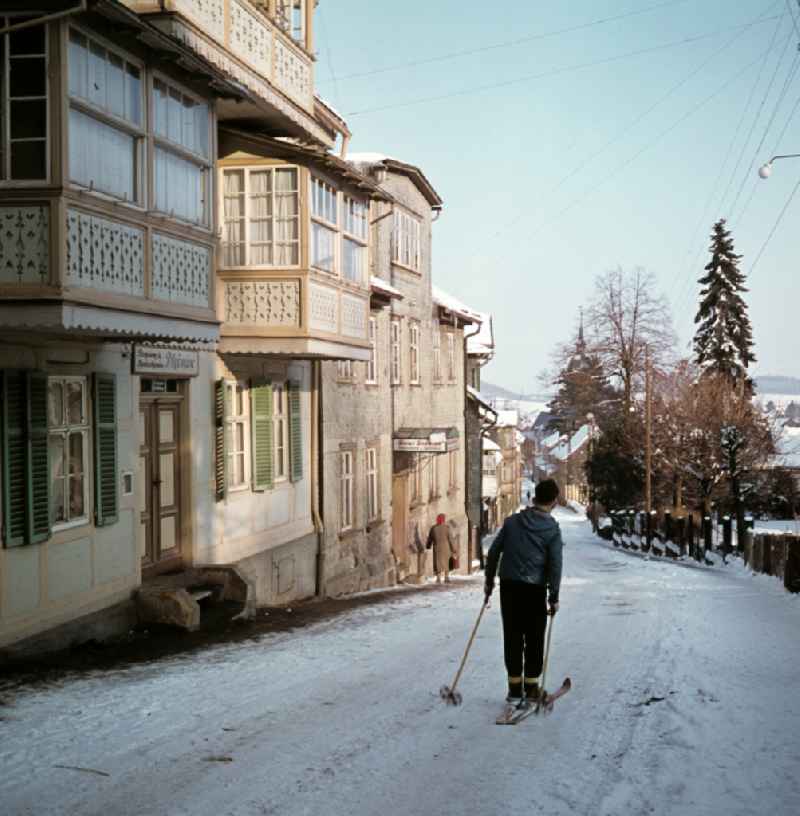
[485, 508, 563, 603]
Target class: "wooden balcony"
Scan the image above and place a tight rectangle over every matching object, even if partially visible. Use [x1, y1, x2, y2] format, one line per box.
[0, 197, 219, 344]
[216, 269, 371, 361]
[124, 0, 332, 147]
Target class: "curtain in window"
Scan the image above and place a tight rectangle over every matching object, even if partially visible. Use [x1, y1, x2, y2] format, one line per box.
[249, 170, 272, 265]
[275, 168, 299, 265]
[223, 170, 245, 266]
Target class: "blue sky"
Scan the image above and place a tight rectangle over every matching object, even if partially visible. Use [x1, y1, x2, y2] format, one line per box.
[316, 0, 799, 393]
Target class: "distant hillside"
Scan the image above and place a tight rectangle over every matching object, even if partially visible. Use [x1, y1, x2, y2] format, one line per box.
[481, 381, 552, 403]
[756, 376, 800, 395]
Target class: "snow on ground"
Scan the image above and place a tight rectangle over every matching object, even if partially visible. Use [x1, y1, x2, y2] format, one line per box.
[2, 510, 799, 816]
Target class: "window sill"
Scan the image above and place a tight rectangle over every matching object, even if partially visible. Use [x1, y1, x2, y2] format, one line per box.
[52, 517, 91, 534]
[391, 261, 421, 276]
[409, 381, 422, 388]
[429, 493, 442, 502]
[365, 518, 385, 532]
[364, 381, 379, 388]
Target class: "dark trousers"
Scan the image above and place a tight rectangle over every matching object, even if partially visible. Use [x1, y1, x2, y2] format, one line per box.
[499, 580, 548, 684]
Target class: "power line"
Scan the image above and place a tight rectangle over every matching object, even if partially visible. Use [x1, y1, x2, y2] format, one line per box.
[482, 41, 776, 276]
[749, 173, 800, 273]
[322, 0, 692, 84]
[485, 7, 776, 245]
[347, 16, 782, 117]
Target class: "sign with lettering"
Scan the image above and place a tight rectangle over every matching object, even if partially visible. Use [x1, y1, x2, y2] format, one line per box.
[133, 346, 199, 378]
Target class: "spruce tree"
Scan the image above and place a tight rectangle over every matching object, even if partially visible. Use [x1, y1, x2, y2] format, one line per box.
[693, 219, 756, 381]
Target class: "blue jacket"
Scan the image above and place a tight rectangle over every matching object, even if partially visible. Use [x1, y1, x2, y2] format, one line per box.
[485, 508, 563, 603]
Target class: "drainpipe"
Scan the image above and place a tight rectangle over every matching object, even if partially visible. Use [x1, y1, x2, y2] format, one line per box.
[312, 359, 326, 597]
[0, 0, 86, 35]
[462, 321, 482, 573]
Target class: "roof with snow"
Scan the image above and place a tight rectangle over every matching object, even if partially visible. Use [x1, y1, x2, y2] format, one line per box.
[347, 153, 443, 208]
[467, 311, 494, 358]
[432, 285, 482, 325]
[467, 385, 495, 413]
[495, 409, 519, 428]
[482, 437, 501, 452]
[370, 276, 403, 300]
[548, 424, 591, 462]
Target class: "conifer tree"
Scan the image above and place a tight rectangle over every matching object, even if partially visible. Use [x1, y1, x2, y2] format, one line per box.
[693, 219, 756, 381]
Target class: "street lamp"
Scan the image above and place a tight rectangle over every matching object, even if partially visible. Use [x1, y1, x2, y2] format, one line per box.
[757, 153, 800, 179]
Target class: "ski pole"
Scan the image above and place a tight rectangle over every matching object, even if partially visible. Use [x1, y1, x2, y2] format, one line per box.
[440, 600, 489, 706]
[535, 611, 555, 714]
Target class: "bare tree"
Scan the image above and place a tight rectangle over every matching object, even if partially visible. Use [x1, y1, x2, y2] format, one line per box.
[585, 267, 676, 413]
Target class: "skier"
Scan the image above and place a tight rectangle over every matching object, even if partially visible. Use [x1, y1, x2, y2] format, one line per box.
[484, 478, 563, 707]
[427, 514, 457, 583]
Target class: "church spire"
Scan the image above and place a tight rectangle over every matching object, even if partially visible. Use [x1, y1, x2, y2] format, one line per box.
[576, 308, 586, 354]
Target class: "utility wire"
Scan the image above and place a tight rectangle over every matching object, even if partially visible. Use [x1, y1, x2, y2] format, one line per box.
[749, 173, 800, 273]
[483, 42, 776, 275]
[485, 8, 775, 245]
[670, 4, 786, 322]
[347, 16, 781, 117]
[323, 0, 691, 84]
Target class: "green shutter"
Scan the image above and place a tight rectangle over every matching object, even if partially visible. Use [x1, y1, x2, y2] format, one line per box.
[26, 371, 51, 543]
[2, 371, 27, 547]
[93, 373, 118, 527]
[288, 379, 303, 483]
[251, 381, 273, 492]
[215, 379, 228, 501]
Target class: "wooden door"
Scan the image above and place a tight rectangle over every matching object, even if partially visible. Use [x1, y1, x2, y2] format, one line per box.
[139, 398, 183, 574]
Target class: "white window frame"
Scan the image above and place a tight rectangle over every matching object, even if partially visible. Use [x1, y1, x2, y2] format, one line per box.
[337, 359, 354, 381]
[342, 194, 368, 284]
[226, 381, 250, 491]
[151, 73, 212, 227]
[48, 376, 90, 530]
[221, 165, 300, 268]
[409, 322, 420, 385]
[275, 0, 306, 48]
[433, 327, 442, 383]
[392, 207, 421, 272]
[449, 450, 458, 490]
[340, 449, 354, 532]
[447, 332, 456, 382]
[273, 382, 289, 482]
[1, 15, 50, 184]
[66, 26, 145, 203]
[310, 175, 338, 275]
[390, 319, 402, 385]
[366, 446, 379, 521]
[366, 316, 378, 384]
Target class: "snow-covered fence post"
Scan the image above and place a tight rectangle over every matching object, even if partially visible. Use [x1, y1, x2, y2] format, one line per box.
[785, 538, 800, 593]
[647, 510, 655, 550]
[722, 516, 733, 556]
[703, 516, 713, 555]
[687, 514, 696, 560]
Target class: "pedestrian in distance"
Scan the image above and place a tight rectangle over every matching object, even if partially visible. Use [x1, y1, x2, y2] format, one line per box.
[427, 513, 457, 583]
[484, 478, 563, 706]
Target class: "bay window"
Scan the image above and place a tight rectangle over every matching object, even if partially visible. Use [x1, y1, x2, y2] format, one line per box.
[342, 195, 368, 283]
[392, 208, 421, 271]
[152, 77, 211, 225]
[311, 176, 337, 274]
[222, 166, 300, 267]
[67, 29, 142, 202]
[0, 17, 48, 181]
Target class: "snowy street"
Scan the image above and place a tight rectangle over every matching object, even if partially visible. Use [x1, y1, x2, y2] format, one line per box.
[2, 509, 799, 816]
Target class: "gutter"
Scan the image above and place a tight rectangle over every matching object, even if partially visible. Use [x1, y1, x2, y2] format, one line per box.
[462, 321, 482, 573]
[0, 0, 86, 35]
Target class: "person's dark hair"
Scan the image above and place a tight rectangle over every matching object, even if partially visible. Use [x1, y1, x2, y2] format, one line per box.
[535, 479, 560, 505]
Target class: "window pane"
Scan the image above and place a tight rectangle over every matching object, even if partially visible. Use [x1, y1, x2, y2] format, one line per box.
[88, 41, 106, 108]
[10, 21, 45, 55]
[311, 222, 335, 273]
[49, 435, 66, 524]
[10, 58, 46, 97]
[107, 54, 125, 119]
[125, 64, 141, 125]
[154, 147, 204, 224]
[153, 79, 168, 138]
[67, 381, 84, 425]
[68, 433, 85, 518]
[10, 133, 47, 177]
[343, 238, 363, 283]
[69, 108, 135, 201]
[167, 88, 182, 143]
[68, 30, 88, 98]
[49, 381, 63, 427]
[10, 99, 46, 139]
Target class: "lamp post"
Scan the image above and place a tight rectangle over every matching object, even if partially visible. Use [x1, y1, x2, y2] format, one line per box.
[757, 153, 800, 178]
[586, 412, 597, 531]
